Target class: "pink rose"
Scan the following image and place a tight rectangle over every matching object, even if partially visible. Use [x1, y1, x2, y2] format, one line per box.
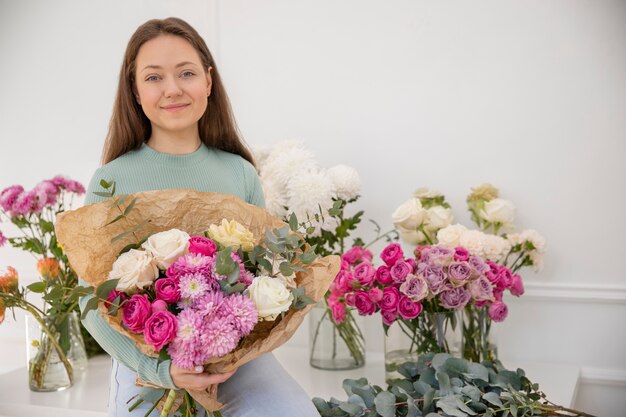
[188, 236, 217, 257]
[381, 309, 397, 326]
[453, 247, 470, 262]
[406, 258, 417, 273]
[342, 246, 373, 265]
[340, 259, 350, 271]
[379, 287, 400, 311]
[413, 245, 429, 261]
[439, 287, 471, 310]
[376, 265, 393, 285]
[368, 287, 384, 302]
[469, 276, 495, 302]
[390, 260, 411, 284]
[345, 293, 356, 306]
[469, 256, 490, 274]
[329, 300, 347, 323]
[353, 262, 376, 287]
[122, 294, 152, 333]
[399, 274, 429, 302]
[144, 310, 178, 351]
[398, 296, 423, 320]
[493, 288, 504, 301]
[354, 291, 376, 315]
[151, 299, 168, 314]
[380, 243, 403, 267]
[495, 267, 513, 291]
[510, 273, 524, 297]
[104, 289, 127, 309]
[155, 278, 181, 303]
[488, 301, 508, 322]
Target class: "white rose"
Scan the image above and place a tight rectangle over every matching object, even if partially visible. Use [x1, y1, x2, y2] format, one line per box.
[141, 229, 190, 270]
[482, 234, 511, 262]
[414, 187, 442, 199]
[397, 226, 427, 245]
[327, 165, 361, 201]
[459, 230, 487, 257]
[480, 198, 516, 226]
[392, 198, 426, 230]
[246, 275, 294, 321]
[425, 206, 454, 231]
[110, 249, 159, 293]
[436, 224, 468, 248]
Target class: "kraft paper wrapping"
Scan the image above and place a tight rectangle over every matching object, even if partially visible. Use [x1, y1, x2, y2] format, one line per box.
[55, 189, 340, 412]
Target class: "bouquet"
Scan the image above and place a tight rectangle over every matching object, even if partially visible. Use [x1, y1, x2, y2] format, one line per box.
[55, 186, 340, 415]
[0, 176, 96, 391]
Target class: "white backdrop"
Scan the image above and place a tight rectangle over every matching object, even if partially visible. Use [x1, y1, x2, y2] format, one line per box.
[1, 1, 625, 416]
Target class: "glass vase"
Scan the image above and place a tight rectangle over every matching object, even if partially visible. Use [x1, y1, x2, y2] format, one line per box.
[462, 305, 498, 362]
[309, 300, 365, 370]
[26, 311, 88, 391]
[384, 311, 461, 382]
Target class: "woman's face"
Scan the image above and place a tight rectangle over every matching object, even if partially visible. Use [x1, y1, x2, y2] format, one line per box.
[134, 35, 212, 140]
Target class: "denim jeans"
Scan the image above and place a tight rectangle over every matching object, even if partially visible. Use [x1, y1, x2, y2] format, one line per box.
[108, 354, 320, 416]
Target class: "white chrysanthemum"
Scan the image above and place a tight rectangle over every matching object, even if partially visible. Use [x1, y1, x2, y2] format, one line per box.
[260, 176, 288, 218]
[517, 229, 546, 271]
[286, 170, 334, 220]
[482, 234, 511, 262]
[436, 224, 468, 248]
[327, 165, 361, 201]
[459, 230, 486, 257]
[307, 214, 340, 237]
[260, 144, 317, 188]
[252, 146, 272, 170]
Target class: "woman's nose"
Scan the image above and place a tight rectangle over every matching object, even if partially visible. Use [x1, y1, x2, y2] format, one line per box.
[163, 77, 183, 98]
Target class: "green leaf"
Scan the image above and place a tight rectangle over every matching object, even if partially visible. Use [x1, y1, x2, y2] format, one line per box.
[461, 385, 481, 402]
[27, 282, 46, 293]
[81, 296, 99, 320]
[123, 198, 137, 216]
[93, 191, 112, 198]
[99, 179, 112, 189]
[288, 212, 298, 232]
[342, 378, 368, 396]
[43, 285, 64, 302]
[374, 391, 396, 417]
[105, 214, 126, 226]
[108, 194, 129, 208]
[299, 250, 317, 265]
[57, 315, 70, 354]
[96, 278, 120, 301]
[312, 397, 331, 412]
[466, 363, 489, 382]
[437, 396, 468, 417]
[483, 392, 503, 408]
[340, 401, 363, 414]
[215, 248, 236, 276]
[39, 218, 55, 234]
[352, 386, 376, 408]
[111, 230, 132, 243]
[279, 262, 294, 277]
[436, 370, 451, 395]
[138, 387, 166, 403]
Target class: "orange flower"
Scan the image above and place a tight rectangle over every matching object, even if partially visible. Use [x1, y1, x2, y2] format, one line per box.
[37, 258, 61, 281]
[0, 266, 19, 293]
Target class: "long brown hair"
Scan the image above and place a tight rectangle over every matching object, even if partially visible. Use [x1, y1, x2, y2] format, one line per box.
[101, 17, 254, 165]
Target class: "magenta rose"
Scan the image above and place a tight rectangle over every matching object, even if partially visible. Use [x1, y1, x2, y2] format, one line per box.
[353, 262, 376, 287]
[406, 258, 417, 273]
[380, 243, 403, 267]
[376, 265, 393, 285]
[398, 296, 423, 320]
[488, 301, 508, 322]
[329, 300, 347, 323]
[345, 292, 356, 306]
[381, 309, 398, 326]
[390, 260, 411, 284]
[509, 273, 524, 296]
[453, 247, 470, 262]
[354, 291, 376, 315]
[151, 299, 168, 314]
[144, 310, 178, 351]
[399, 274, 429, 302]
[439, 287, 471, 310]
[188, 236, 217, 257]
[368, 287, 384, 302]
[122, 294, 152, 333]
[379, 286, 400, 311]
[155, 277, 181, 303]
[104, 289, 127, 309]
[342, 246, 373, 265]
[495, 267, 513, 291]
[448, 262, 473, 287]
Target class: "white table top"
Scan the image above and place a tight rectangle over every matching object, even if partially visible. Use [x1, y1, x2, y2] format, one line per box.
[0, 344, 580, 417]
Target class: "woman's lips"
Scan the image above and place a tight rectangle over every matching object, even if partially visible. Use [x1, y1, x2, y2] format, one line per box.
[161, 103, 189, 112]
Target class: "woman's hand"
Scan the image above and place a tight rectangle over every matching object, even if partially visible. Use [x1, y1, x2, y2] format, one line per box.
[170, 363, 236, 391]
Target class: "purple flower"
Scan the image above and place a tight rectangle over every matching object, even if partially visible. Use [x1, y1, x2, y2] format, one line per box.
[169, 253, 214, 278]
[192, 291, 225, 317]
[168, 309, 204, 369]
[398, 296, 422, 320]
[380, 243, 404, 267]
[488, 301, 508, 322]
[353, 261, 376, 287]
[448, 262, 473, 287]
[495, 267, 513, 291]
[379, 286, 400, 312]
[50, 175, 85, 194]
[33, 180, 60, 207]
[422, 246, 454, 266]
[354, 290, 376, 315]
[0, 185, 24, 213]
[221, 293, 258, 335]
[390, 260, 412, 284]
[11, 190, 36, 216]
[469, 256, 490, 274]
[179, 272, 210, 300]
[439, 287, 471, 310]
[399, 274, 429, 302]
[469, 276, 495, 302]
[375, 265, 393, 285]
[422, 265, 447, 294]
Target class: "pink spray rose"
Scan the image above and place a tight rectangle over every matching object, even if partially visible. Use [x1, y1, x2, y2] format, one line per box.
[495, 267, 513, 291]
[439, 287, 471, 310]
[329, 299, 347, 323]
[122, 294, 152, 333]
[381, 309, 397, 326]
[342, 246, 373, 265]
[353, 262, 376, 287]
[510, 273, 524, 296]
[453, 247, 470, 262]
[375, 265, 393, 285]
[155, 277, 181, 303]
[354, 291, 376, 315]
[406, 258, 417, 273]
[345, 292, 356, 307]
[379, 286, 400, 312]
[151, 299, 168, 314]
[398, 296, 423, 320]
[104, 289, 127, 309]
[380, 243, 403, 267]
[144, 310, 178, 351]
[390, 260, 412, 284]
[488, 300, 509, 322]
[368, 287, 384, 303]
[189, 236, 217, 257]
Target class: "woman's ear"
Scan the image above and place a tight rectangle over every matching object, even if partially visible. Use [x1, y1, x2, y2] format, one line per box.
[132, 86, 141, 104]
[206, 66, 213, 97]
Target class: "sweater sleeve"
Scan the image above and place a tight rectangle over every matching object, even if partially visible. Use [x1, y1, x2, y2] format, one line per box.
[78, 167, 176, 389]
[242, 159, 266, 209]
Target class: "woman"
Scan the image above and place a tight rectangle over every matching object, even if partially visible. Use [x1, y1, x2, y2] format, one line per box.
[79, 17, 319, 417]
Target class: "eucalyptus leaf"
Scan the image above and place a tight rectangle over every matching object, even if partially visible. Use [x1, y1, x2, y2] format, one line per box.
[312, 397, 331, 412]
[483, 392, 504, 408]
[96, 278, 120, 301]
[138, 387, 166, 403]
[374, 391, 396, 417]
[347, 394, 366, 408]
[352, 386, 376, 408]
[342, 378, 368, 396]
[436, 370, 451, 395]
[81, 296, 99, 320]
[431, 353, 452, 370]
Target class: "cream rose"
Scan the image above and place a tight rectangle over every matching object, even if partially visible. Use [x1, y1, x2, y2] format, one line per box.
[414, 187, 442, 199]
[425, 206, 454, 231]
[207, 219, 255, 252]
[398, 226, 426, 245]
[141, 229, 190, 270]
[110, 249, 159, 293]
[392, 198, 426, 230]
[480, 198, 516, 226]
[246, 275, 294, 321]
[436, 224, 468, 248]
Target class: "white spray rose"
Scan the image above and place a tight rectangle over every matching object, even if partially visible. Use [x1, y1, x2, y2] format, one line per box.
[436, 224, 468, 248]
[414, 187, 442, 199]
[327, 165, 361, 201]
[459, 230, 487, 257]
[110, 249, 159, 293]
[141, 229, 190, 270]
[207, 219, 255, 252]
[480, 198, 516, 226]
[508, 229, 546, 271]
[247, 275, 294, 321]
[392, 198, 426, 231]
[397, 226, 427, 245]
[425, 206, 454, 231]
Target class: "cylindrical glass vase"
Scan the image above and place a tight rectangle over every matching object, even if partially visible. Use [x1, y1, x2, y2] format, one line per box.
[26, 311, 87, 392]
[462, 305, 498, 363]
[309, 300, 365, 370]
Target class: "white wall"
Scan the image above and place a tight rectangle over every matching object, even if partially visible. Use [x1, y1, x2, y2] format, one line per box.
[1, 1, 625, 416]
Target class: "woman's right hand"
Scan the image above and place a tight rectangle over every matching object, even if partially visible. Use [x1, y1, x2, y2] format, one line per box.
[170, 363, 236, 391]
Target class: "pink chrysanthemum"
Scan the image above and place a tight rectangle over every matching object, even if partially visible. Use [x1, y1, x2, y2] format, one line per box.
[0, 231, 7, 248]
[170, 253, 215, 278]
[178, 272, 210, 301]
[0, 185, 24, 212]
[33, 180, 60, 207]
[221, 293, 258, 336]
[192, 291, 225, 317]
[167, 309, 203, 369]
[50, 175, 85, 194]
[199, 316, 239, 359]
[11, 190, 36, 216]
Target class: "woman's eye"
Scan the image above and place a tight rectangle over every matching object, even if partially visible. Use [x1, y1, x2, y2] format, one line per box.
[181, 71, 195, 78]
[145, 75, 160, 82]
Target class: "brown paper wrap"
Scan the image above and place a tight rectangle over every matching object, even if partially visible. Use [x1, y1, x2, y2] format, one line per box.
[55, 189, 340, 412]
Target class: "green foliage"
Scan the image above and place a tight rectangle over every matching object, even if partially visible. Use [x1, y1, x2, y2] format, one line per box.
[313, 355, 592, 417]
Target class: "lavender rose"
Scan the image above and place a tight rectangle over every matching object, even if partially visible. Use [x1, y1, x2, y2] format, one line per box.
[155, 277, 181, 303]
[144, 310, 178, 351]
[122, 294, 152, 333]
[390, 260, 412, 283]
[399, 274, 429, 302]
[488, 300, 508, 322]
[398, 296, 423, 320]
[448, 261, 473, 287]
[469, 276, 495, 302]
[439, 287, 471, 310]
[422, 264, 447, 294]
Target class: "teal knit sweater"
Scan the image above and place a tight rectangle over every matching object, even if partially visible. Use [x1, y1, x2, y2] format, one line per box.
[78, 143, 265, 389]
